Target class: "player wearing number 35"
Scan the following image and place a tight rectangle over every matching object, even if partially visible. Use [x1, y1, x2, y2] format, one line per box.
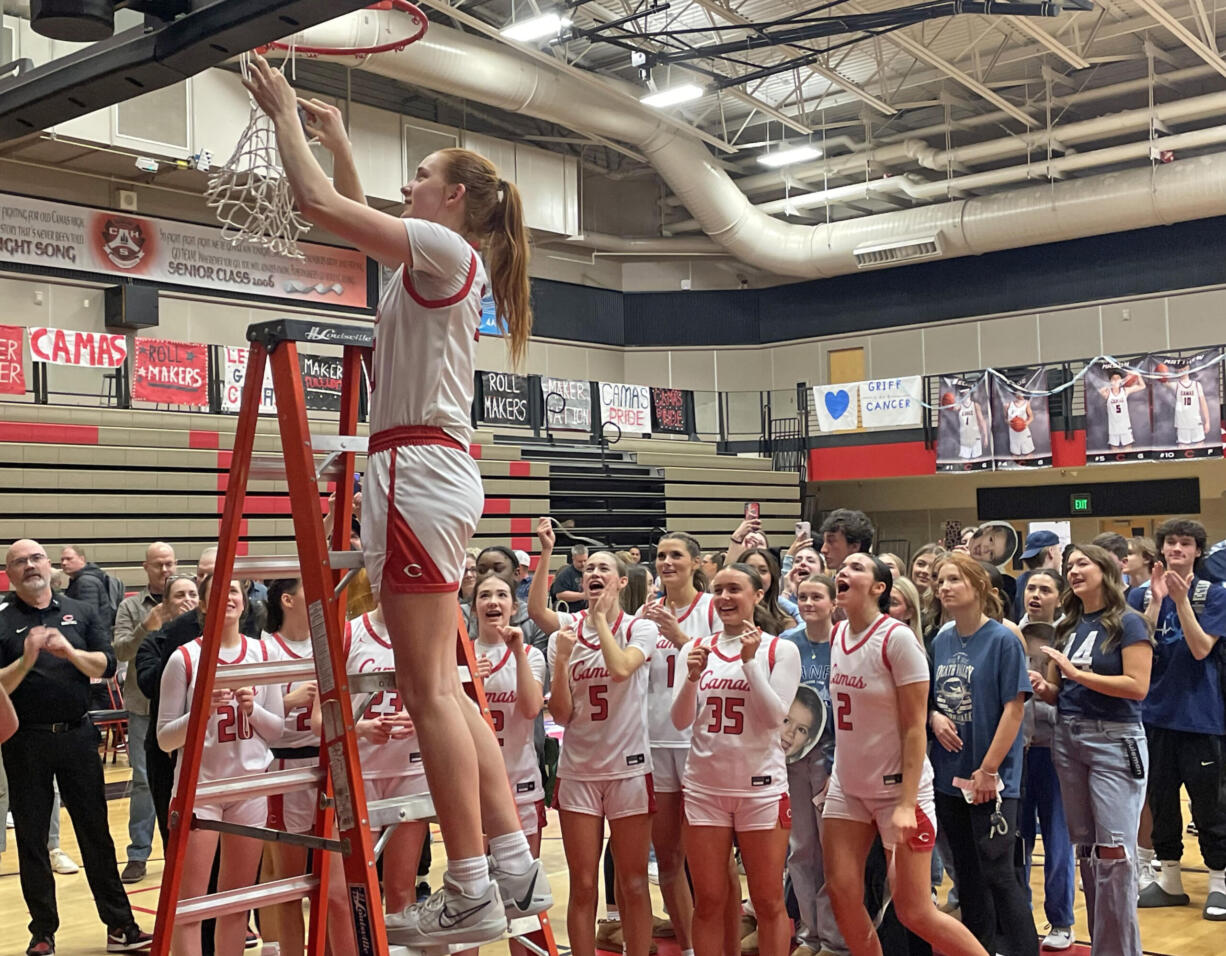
[823, 552, 990, 956]
[1029, 544, 1154, 956]
[529, 518, 660, 956]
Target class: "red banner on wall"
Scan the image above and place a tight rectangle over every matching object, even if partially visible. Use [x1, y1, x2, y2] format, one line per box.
[0, 325, 24, 395]
[132, 338, 208, 407]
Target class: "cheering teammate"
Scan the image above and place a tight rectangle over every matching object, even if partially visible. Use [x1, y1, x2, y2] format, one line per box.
[820, 555, 986, 956]
[244, 54, 543, 944]
[671, 564, 800, 956]
[157, 578, 284, 956]
[529, 518, 659, 956]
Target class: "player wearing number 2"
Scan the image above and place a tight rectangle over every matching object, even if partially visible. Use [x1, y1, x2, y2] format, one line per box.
[821, 554, 987, 956]
[157, 578, 284, 956]
[671, 563, 801, 956]
[529, 518, 659, 956]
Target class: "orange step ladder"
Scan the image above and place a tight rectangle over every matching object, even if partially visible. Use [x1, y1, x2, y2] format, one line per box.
[150, 318, 559, 956]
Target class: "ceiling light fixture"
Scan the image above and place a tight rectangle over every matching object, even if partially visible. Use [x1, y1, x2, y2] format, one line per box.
[500, 12, 571, 43]
[640, 84, 704, 108]
[758, 145, 823, 168]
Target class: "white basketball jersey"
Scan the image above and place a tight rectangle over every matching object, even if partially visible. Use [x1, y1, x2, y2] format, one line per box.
[1174, 381, 1202, 429]
[682, 633, 788, 798]
[549, 610, 657, 781]
[829, 616, 933, 799]
[959, 403, 979, 445]
[475, 639, 546, 805]
[169, 637, 281, 790]
[644, 593, 718, 748]
[1106, 388, 1131, 434]
[371, 219, 488, 446]
[267, 631, 318, 750]
[345, 614, 424, 782]
[1006, 399, 1027, 424]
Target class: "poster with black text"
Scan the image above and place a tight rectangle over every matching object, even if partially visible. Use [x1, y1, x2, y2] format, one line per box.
[479, 372, 532, 427]
[650, 387, 692, 435]
[541, 376, 592, 432]
[1143, 349, 1222, 460]
[936, 374, 993, 472]
[1084, 359, 1151, 463]
[990, 368, 1052, 470]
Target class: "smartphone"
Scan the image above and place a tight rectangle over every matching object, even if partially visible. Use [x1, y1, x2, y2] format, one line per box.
[744, 501, 760, 521]
[795, 520, 810, 539]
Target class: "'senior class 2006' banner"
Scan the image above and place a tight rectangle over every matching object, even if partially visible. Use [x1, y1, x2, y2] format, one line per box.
[936, 373, 994, 472]
[990, 368, 1052, 470]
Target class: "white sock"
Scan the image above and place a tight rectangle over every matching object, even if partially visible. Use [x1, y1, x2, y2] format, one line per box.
[682, 949, 695, 956]
[447, 855, 491, 897]
[606, 907, 620, 922]
[1138, 847, 1155, 866]
[1209, 868, 1226, 897]
[489, 830, 534, 875]
[1156, 860, 1184, 895]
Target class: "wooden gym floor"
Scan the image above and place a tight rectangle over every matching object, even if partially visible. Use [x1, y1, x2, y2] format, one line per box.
[0, 755, 1219, 956]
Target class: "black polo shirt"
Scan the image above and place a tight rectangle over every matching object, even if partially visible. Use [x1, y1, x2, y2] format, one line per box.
[0, 591, 116, 726]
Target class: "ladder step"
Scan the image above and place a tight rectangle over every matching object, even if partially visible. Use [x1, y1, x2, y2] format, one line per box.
[191, 817, 345, 853]
[248, 435, 368, 481]
[215, 658, 469, 692]
[196, 765, 324, 803]
[233, 550, 365, 578]
[177, 874, 319, 923]
[365, 792, 436, 829]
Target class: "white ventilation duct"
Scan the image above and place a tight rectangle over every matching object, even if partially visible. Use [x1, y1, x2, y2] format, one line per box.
[288, 10, 1226, 279]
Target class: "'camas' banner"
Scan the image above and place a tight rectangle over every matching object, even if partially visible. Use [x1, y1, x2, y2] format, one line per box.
[599, 381, 651, 436]
[132, 338, 208, 407]
[1144, 348, 1223, 460]
[0, 325, 24, 395]
[28, 326, 127, 368]
[650, 387, 692, 434]
[479, 372, 531, 426]
[299, 353, 344, 412]
[221, 346, 276, 414]
[541, 377, 591, 432]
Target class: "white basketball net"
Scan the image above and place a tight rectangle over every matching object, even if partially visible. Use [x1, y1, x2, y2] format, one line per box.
[205, 53, 311, 259]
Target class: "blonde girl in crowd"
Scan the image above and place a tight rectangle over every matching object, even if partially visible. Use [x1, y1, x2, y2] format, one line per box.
[157, 578, 284, 956]
[820, 554, 986, 956]
[470, 570, 548, 956]
[671, 564, 801, 956]
[529, 518, 660, 956]
[245, 53, 540, 945]
[878, 553, 905, 581]
[888, 576, 924, 638]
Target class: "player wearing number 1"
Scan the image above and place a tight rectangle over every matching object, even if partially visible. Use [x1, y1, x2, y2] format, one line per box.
[157, 578, 285, 956]
[671, 564, 801, 956]
[821, 555, 987, 956]
[529, 518, 659, 956]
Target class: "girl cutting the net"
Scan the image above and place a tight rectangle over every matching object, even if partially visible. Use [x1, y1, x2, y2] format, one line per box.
[243, 55, 543, 947]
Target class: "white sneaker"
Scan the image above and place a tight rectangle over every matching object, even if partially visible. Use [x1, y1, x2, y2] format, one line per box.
[385, 875, 506, 947]
[50, 848, 79, 874]
[490, 857, 552, 918]
[1041, 926, 1073, 951]
[648, 860, 660, 885]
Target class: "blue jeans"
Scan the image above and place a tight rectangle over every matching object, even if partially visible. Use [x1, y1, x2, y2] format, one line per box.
[1020, 746, 1075, 927]
[787, 751, 846, 954]
[124, 713, 156, 863]
[1053, 717, 1147, 956]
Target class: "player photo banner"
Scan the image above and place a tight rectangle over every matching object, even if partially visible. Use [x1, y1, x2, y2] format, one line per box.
[1083, 359, 1152, 464]
[541, 376, 591, 433]
[132, 338, 208, 407]
[1144, 348, 1223, 460]
[299, 353, 344, 412]
[478, 372, 531, 427]
[990, 368, 1052, 470]
[936, 374, 993, 472]
[0, 325, 25, 395]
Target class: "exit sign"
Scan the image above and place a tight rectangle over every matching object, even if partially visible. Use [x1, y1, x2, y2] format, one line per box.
[1070, 493, 1093, 515]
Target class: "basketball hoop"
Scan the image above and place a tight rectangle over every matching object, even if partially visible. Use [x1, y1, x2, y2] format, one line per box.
[257, 0, 428, 63]
[205, 2, 428, 258]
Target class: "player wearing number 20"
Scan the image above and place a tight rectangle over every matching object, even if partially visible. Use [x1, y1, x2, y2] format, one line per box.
[671, 564, 800, 956]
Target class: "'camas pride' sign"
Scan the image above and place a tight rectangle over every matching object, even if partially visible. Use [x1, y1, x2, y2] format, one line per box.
[29, 326, 127, 367]
[599, 381, 651, 436]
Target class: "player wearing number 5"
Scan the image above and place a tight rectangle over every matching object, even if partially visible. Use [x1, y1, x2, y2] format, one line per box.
[157, 578, 284, 956]
[670, 564, 800, 956]
[822, 553, 987, 956]
[1029, 545, 1153, 956]
[529, 518, 659, 956]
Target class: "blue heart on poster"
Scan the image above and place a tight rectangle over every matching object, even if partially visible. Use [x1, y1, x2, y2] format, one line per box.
[825, 389, 851, 420]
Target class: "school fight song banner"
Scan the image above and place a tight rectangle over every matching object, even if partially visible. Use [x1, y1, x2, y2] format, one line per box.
[990, 368, 1052, 470]
[132, 338, 208, 407]
[1143, 349, 1223, 460]
[936, 374, 993, 472]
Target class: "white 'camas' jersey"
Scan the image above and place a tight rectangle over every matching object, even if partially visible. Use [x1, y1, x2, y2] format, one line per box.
[682, 633, 788, 797]
[345, 614, 424, 782]
[1174, 380, 1203, 429]
[643, 592, 718, 748]
[1106, 388, 1132, 434]
[829, 615, 933, 799]
[549, 610, 658, 781]
[475, 639, 546, 805]
[162, 637, 283, 791]
[371, 219, 487, 446]
[267, 632, 318, 750]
